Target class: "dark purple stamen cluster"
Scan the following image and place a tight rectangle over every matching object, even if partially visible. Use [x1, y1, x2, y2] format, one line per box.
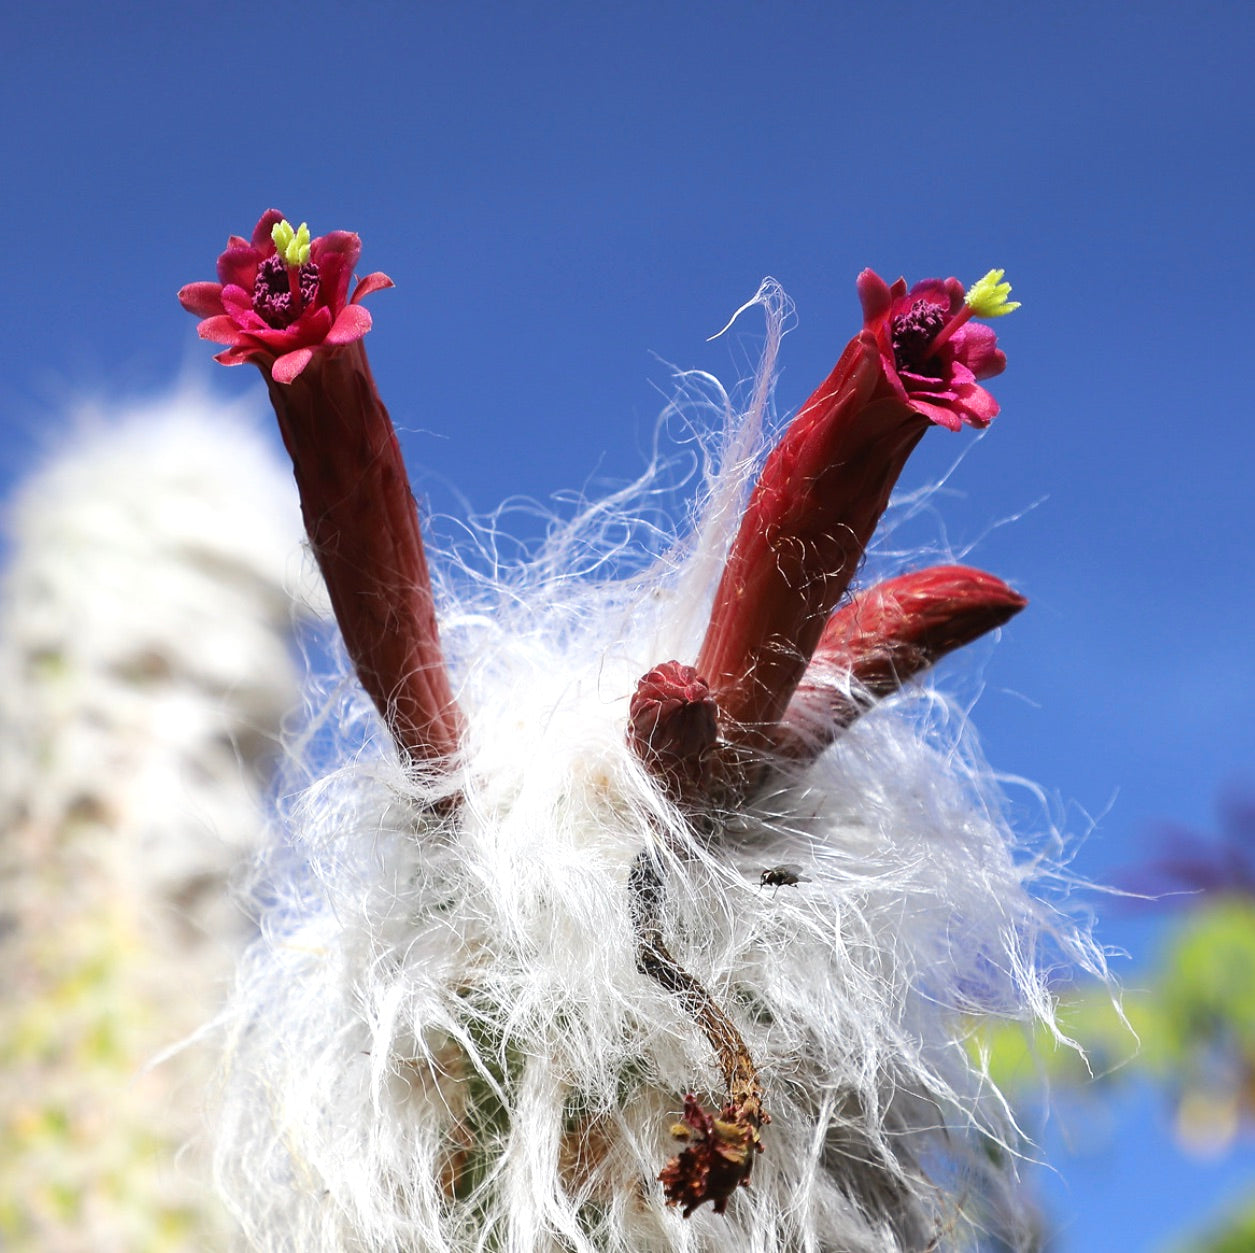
[890, 297, 947, 377]
[252, 253, 320, 329]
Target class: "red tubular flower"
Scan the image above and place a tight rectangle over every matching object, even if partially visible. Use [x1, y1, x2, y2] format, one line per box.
[179, 213, 461, 769]
[692, 270, 1015, 753]
[692, 333, 924, 749]
[771, 565, 1028, 760]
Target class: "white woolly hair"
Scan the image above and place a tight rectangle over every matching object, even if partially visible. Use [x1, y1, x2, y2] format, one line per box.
[216, 285, 1106, 1252]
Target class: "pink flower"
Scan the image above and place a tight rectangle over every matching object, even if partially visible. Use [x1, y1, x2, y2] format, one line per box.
[857, 269, 1007, 431]
[178, 210, 393, 385]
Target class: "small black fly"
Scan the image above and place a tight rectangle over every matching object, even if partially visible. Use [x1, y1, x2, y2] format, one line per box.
[758, 864, 808, 896]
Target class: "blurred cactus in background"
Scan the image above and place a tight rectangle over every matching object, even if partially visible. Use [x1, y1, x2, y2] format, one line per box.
[0, 389, 307, 1250]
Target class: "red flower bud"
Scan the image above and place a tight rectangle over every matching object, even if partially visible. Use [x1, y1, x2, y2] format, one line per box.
[627, 661, 718, 797]
[773, 565, 1027, 759]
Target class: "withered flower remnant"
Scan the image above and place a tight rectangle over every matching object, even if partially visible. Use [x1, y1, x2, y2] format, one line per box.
[657, 1094, 765, 1218]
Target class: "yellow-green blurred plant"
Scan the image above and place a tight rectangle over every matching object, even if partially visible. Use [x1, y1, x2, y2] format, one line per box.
[976, 797, 1255, 1250]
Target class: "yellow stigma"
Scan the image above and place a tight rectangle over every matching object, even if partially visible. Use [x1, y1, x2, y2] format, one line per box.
[965, 268, 1020, 317]
[271, 219, 311, 267]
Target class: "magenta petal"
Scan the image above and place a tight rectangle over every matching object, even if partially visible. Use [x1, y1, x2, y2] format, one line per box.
[271, 347, 314, 384]
[899, 366, 954, 396]
[954, 323, 1006, 380]
[902, 277, 952, 308]
[312, 231, 363, 308]
[213, 346, 258, 367]
[326, 303, 372, 345]
[303, 305, 334, 339]
[197, 314, 250, 346]
[220, 284, 258, 318]
[952, 382, 999, 427]
[248, 326, 301, 351]
[910, 398, 966, 431]
[313, 230, 363, 269]
[946, 359, 978, 389]
[217, 244, 262, 289]
[352, 271, 394, 303]
[178, 282, 225, 317]
[857, 269, 893, 322]
[904, 277, 963, 314]
[251, 209, 286, 250]
[880, 362, 910, 403]
[248, 308, 331, 352]
[317, 257, 353, 310]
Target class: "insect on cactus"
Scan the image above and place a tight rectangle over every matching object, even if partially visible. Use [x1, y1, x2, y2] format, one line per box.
[180, 216, 1102, 1251]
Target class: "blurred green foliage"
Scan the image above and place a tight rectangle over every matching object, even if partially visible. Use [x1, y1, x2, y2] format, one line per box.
[977, 892, 1255, 1250]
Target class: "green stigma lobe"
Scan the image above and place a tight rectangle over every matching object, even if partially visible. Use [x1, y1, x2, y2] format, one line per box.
[272, 219, 312, 267]
[965, 269, 1020, 318]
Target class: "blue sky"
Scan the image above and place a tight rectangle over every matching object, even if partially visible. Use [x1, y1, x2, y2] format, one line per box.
[3, 2, 1252, 1246]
